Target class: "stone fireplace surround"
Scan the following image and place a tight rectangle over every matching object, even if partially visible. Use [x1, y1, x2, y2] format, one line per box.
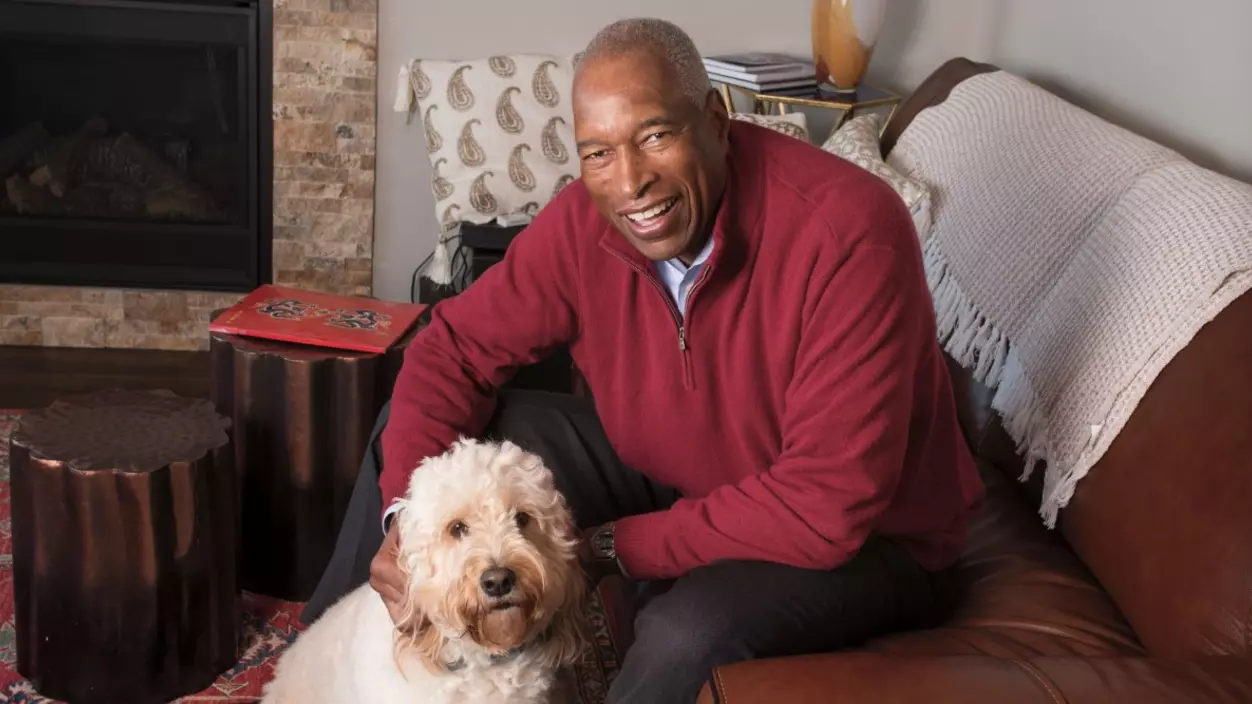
[0, 0, 378, 351]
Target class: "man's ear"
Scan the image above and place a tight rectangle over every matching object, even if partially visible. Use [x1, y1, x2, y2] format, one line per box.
[705, 88, 732, 143]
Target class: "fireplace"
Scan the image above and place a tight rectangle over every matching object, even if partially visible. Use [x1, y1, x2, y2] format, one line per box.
[0, 0, 272, 292]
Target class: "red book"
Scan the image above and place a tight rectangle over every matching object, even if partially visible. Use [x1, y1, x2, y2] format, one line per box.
[209, 285, 427, 354]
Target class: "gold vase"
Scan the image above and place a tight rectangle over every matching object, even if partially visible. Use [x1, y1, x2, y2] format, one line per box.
[812, 0, 887, 93]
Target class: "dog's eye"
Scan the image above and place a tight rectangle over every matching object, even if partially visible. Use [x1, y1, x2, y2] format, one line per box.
[515, 511, 531, 529]
[449, 521, 468, 539]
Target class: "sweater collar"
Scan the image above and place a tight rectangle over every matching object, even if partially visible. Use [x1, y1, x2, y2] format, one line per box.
[598, 123, 763, 279]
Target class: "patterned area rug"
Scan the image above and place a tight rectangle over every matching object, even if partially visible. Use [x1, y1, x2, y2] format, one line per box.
[0, 413, 622, 703]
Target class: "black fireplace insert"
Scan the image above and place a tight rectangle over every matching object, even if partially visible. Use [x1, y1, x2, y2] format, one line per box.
[0, 0, 272, 292]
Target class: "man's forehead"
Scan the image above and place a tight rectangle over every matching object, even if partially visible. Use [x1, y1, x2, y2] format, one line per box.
[573, 57, 683, 132]
[574, 50, 675, 98]
[574, 80, 668, 115]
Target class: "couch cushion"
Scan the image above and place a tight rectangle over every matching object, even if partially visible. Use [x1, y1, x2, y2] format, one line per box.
[864, 459, 1145, 659]
[821, 113, 932, 241]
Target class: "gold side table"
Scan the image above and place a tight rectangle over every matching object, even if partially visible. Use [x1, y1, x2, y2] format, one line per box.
[716, 81, 902, 141]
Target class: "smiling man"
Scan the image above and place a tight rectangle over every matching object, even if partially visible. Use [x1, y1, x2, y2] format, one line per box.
[573, 54, 726, 268]
[302, 17, 983, 704]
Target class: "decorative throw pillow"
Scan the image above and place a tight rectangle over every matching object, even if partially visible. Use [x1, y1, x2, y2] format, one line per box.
[405, 54, 580, 231]
[821, 113, 932, 241]
[730, 111, 810, 142]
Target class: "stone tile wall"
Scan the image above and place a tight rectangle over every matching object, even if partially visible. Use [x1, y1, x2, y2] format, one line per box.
[0, 0, 378, 351]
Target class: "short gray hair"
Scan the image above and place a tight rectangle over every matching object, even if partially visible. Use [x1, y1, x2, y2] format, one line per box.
[575, 18, 712, 107]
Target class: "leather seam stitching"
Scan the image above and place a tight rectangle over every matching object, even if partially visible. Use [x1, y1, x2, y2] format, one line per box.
[1009, 658, 1065, 704]
[715, 667, 729, 704]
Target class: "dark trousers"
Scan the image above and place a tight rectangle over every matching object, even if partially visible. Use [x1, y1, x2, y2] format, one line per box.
[304, 390, 956, 704]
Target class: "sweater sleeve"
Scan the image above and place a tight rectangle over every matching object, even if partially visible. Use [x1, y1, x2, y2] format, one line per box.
[378, 201, 581, 514]
[612, 236, 932, 580]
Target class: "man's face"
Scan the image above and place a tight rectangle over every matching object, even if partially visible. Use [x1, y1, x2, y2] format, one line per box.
[572, 53, 730, 263]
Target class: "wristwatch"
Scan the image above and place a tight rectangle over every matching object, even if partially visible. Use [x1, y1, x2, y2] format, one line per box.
[588, 522, 627, 578]
[589, 523, 617, 561]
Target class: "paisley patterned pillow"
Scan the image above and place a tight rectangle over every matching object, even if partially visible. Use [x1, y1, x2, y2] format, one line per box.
[821, 113, 932, 241]
[730, 111, 810, 142]
[404, 54, 580, 232]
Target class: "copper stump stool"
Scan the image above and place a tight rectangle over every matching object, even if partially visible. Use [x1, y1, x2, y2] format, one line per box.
[9, 389, 239, 704]
[209, 317, 417, 601]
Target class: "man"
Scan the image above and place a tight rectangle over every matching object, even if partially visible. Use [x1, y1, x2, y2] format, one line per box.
[304, 17, 983, 703]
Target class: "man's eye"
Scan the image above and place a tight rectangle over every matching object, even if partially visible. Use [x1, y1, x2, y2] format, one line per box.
[582, 150, 607, 161]
[644, 131, 670, 144]
[449, 521, 468, 539]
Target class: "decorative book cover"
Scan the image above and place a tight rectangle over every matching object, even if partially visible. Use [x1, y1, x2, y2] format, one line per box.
[208, 285, 427, 353]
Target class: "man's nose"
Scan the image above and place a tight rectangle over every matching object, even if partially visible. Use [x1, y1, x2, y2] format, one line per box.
[617, 149, 656, 201]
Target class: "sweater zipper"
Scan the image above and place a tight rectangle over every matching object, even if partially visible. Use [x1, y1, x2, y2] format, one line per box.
[605, 249, 700, 390]
[680, 265, 713, 386]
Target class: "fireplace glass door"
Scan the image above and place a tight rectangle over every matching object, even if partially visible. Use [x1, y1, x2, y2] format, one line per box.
[0, 0, 271, 291]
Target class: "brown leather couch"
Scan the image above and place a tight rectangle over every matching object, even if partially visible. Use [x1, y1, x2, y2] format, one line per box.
[697, 58, 1252, 703]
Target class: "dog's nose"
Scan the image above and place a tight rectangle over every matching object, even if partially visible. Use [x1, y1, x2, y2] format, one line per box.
[479, 567, 517, 597]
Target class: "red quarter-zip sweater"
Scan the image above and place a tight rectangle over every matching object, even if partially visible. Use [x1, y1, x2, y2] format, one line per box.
[381, 121, 984, 581]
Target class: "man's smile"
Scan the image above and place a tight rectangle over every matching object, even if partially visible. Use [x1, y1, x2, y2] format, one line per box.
[620, 196, 681, 240]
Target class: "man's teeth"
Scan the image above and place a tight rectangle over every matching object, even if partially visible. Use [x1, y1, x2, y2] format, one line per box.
[626, 198, 676, 223]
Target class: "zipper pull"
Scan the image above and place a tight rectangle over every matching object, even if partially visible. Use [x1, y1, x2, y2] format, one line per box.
[678, 326, 687, 351]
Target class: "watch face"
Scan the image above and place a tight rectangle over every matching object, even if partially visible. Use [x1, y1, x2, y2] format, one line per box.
[592, 528, 615, 558]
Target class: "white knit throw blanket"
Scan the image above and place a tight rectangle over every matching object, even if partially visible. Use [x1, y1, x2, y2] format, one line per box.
[886, 71, 1252, 527]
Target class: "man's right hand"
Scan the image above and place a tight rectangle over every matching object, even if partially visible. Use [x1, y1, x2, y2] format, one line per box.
[370, 521, 406, 624]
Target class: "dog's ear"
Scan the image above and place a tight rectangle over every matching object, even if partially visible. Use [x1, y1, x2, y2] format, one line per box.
[393, 600, 448, 675]
[387, 518, 448, 675]
[542, 568, 592, 669]
[391, 550, 447, 675]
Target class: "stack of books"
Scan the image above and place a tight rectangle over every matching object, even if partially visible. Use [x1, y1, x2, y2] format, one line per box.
[702, 52, 818, 95]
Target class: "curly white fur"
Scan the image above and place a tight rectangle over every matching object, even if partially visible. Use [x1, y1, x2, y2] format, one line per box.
[262, 438, 590, 704]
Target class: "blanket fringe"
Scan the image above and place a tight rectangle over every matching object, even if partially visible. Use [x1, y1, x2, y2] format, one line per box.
[1040, 455, 1091, 529]
[924, 239, 1054, 520]
[989, 350, 1050, 483]
[924, 238, 1009, 387]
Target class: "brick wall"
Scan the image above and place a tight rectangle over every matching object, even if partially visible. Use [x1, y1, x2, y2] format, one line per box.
[0, 0, 378, 351]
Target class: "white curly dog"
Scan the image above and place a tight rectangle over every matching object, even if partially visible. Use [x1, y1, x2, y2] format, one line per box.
[262, 438, 590, 703]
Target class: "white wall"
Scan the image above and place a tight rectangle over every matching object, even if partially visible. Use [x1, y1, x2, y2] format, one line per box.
[990, 0, 1252, 185]
[371, 0, 1252, 301]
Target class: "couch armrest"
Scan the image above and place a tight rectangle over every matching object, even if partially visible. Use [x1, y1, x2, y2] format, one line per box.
[697, 653, 1252, 704]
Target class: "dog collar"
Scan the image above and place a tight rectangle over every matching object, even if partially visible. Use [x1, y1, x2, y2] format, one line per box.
[442, 625, 552, 672]
[443, 645, 525, 672]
